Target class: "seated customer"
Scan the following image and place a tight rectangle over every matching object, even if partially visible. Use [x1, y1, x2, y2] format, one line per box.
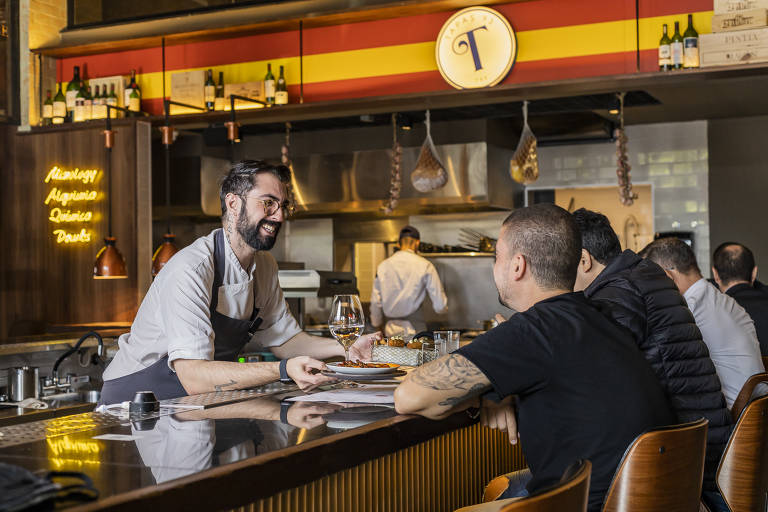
[572, 209, 730, 505]
[394, 204, 675, 512]
[643, 238, 764, 408]
[712, 242, 768, 355]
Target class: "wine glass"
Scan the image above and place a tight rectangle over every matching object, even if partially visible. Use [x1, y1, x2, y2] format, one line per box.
[329, 294, 365, 362]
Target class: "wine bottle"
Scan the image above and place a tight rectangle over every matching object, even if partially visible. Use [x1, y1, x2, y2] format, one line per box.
[275, 65, 288, 105]
[683, 14, 699, 69]
[214, 71, 225, 111]
[107, 83, 118, 115]
[84, 85, 93, 121]
[93, 85, 104, 119]
[264, 63, 275, 105]
[659, 24, 672, 71]
[129, 86, 141, 113]
[124, 69, 141, 115]
[74, 86, 85, 123]
[65, 66, 81, 122]
[42, 90, 53, 125]
[52, 83, 66, 124]
[204, 69, 215, 111]
[671, 21, 684, 70]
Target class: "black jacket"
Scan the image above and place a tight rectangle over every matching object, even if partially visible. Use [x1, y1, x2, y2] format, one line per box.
[584, 250, 731, 491]
[727, 283, 768, 355]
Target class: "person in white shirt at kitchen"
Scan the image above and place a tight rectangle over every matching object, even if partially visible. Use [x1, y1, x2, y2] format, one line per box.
[369, 226, 448, 338]
[100, 160, 380, 405]
[643, 237, 765, 408]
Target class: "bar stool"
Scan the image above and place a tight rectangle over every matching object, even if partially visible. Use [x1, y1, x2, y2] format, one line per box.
[730, 372, 768, 422]
[717, 394, 768, 512]
[498, 460, 591, 512]
[602, 418, 708, 512]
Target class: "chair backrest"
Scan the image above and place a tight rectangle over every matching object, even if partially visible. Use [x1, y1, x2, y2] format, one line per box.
[499, 460, 591, 512]
[602, 418, 708, 512]
[717, 394, 768, 512]
[730, 372, 768, 423]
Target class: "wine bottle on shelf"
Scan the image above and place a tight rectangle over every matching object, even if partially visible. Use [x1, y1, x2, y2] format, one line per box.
[52, 84, 66, 124]
[42, 90, 53, 125]
[84, 85, 93, 121]
[659, 24, 672, 71]
[129, 86, 141, 114]
[264, 63, 275, 105]
[107, 83, 118, 115]
[683, 14, 699, 69]
[275, 65, 288, 105]
[65, 66, 81, 122]
[74, 86, 85, 122]
[671, 21, 684, 70]
[124, 69, 141, 116]
[204, 69, 215, 111]
[214, 71, 225, 111]
[93, 85, 104, 119]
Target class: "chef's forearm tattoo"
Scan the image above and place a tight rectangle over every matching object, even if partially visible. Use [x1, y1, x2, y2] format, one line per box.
[438, 383, 487, 407]
[410, 354, 488, 392]
[214, 379, 238, 392]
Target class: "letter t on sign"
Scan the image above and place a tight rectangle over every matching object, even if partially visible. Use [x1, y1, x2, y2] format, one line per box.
[456, 26, 488, 70]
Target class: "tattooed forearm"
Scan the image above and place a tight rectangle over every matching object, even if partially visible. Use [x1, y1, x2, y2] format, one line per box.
[409, 354, 488, 391]
[437, 383, 488, 407]
[214, 379, 238, 392]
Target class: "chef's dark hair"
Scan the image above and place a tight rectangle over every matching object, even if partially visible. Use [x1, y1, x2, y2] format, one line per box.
[399, 225, 421, 243]
[572, 208, 622, 265]
[712, 242, 755, 284]
[643, 237, 700, 275]
[501, 203, 582, 290]
[220, 160, 291, 220]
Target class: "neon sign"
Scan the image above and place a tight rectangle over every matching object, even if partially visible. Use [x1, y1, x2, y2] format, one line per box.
[43, 166, 101, 244]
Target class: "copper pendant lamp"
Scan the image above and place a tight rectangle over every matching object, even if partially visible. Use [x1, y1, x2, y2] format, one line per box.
[94, 108, 128, 279]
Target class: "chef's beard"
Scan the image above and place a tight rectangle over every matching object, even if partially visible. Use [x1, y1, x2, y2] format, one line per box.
[237, 202, 281, 251]
[498, 292, 517, 314]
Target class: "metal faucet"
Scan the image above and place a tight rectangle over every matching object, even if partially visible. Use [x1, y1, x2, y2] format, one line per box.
[50, 331, 104, 388]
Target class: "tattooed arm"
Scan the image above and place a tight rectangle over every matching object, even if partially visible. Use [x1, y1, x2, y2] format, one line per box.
[394, 353, 491, 419]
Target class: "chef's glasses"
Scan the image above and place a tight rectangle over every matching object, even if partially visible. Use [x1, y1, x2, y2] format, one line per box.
[239, 194, 293, 217]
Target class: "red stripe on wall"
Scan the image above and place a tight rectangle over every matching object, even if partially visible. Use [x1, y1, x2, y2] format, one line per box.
[639, 0, 714, 18]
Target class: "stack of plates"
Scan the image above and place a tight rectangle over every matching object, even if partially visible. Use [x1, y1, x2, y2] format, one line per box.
[322, 363, 406, 381]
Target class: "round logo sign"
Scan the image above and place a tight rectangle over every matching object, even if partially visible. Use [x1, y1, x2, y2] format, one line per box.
[435, 6, 517, 89]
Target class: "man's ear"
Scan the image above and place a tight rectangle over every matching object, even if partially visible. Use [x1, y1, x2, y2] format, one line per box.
[580, 249, 593, 273]
[511, 253, 527, 281]
[752, 266, 758, 285]
[712, 267, 722, 289]
[225, 193, 241, 221]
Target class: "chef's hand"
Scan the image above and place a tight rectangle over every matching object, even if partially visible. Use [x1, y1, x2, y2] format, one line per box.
[286, 357, 335, 391]
[494, 313, 507, 325]
[348, 331, 381, 361]
[286, 402, 340, 429]
[480, 396, 519, 445]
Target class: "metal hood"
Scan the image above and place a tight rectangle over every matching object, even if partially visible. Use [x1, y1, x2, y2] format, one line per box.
[286, 141, 521, 217]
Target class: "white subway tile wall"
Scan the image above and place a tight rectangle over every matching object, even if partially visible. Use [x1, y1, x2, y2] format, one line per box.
[534, 121, 710, 271]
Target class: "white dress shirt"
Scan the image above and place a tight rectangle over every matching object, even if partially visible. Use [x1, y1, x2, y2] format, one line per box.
[103, 228, 301, 381]
[369, 249, 448, 337]
[683, 278, 765, 408]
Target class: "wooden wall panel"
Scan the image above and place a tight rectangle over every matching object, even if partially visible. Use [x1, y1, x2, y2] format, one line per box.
[0, 121, 152, 339]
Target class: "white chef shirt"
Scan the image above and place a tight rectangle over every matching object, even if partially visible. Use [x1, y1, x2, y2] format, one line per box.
[683, 278, 765, 408]
[103, 228, 301, 381]
[369, 249, 448, 332]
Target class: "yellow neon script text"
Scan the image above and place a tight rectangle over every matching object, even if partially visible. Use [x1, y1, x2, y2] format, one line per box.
[44, 166, 100, 184]
[49, 208, 93, 223]
[44, 188, 98, 207]
[53, 229, 92, 244]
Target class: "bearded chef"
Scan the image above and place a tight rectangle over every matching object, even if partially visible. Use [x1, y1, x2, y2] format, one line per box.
[369, 226, 448, 338]
[100, 160, 380, 405]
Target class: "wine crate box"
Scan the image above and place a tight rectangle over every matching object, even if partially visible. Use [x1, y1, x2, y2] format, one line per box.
[700, 27, 768, 66]
[170, 70, 206, 115]
[712, 9, 768, 32]
[715, 0, 768, 13]
[223, 81, 265, 110]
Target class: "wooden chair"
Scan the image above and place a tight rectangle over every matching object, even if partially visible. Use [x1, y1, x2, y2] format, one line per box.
[717, 394, 768, 512]
[602, 418, 708, 512]
[730, 372, 768, 422]
[498, 460, 591, 512]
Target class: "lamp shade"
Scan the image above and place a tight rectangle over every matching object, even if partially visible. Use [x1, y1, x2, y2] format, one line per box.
[151, 233, 179, 277]
[93, 237, 127, 279]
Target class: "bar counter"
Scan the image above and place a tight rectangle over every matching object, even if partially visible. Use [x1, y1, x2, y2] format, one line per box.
[0, 385, 523, 512]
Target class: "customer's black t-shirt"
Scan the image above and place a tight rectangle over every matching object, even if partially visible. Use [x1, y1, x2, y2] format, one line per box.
[457, 292, 675, 511]
[727, 283, 768, 355]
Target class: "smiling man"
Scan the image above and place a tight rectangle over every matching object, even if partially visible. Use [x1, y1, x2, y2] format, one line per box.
[101, 160, 379, 405]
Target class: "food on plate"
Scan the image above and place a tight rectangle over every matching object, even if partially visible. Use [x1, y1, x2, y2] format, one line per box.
[406, 341, 423, 349]
[387, 336, 405, 347]
[335, 360, 398, 369]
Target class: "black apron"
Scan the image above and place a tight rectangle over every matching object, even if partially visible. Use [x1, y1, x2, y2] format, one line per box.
[100, 230, 263, 405]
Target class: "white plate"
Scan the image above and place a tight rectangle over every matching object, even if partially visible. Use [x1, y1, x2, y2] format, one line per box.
[326, 362, 400, 375]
